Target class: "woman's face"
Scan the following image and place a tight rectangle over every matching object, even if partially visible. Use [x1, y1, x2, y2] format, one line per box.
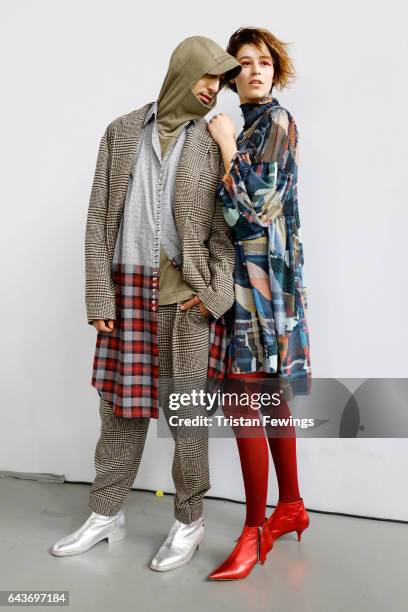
[231, 42, 274, 103]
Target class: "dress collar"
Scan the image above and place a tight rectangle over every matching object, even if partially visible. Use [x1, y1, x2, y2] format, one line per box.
[240, 96, 280, 130]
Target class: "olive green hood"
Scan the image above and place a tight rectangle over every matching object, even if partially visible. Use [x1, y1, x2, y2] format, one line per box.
[156, 35, 241, 156]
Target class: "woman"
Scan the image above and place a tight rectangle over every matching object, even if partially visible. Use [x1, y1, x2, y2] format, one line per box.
[207, 27, 312, 580]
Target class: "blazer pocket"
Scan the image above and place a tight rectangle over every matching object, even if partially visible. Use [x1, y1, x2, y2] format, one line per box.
[188, 303, 210, 322]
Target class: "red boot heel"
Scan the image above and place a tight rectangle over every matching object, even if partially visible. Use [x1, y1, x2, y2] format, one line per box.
[296, 527, 306, 541]
[265, 498, 310, 543]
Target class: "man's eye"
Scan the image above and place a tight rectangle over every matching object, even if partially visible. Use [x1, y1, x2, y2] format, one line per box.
[241, 62, 250, 66]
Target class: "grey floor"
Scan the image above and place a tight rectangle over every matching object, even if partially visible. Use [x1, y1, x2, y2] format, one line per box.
[0, 477, 407, 612]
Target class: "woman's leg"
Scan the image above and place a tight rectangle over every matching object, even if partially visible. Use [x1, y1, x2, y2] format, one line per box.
[266, 397, 301, 503]
[226, 372, 269, 526]
[263, 394, 310, 543]
[228, 372, 302, 506]
[208, 374, 273, 580]
[236, 435, 269, 526]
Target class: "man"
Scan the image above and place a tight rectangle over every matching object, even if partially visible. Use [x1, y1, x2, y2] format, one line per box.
[50, 36, 241, 572]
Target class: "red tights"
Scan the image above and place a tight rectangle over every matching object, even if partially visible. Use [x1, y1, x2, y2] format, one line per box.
[228, 372, 301, 527]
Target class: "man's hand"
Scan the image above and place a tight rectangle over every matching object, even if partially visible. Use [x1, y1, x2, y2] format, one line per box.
[179, 296, 211, 319]
[91, 319, 115, 332]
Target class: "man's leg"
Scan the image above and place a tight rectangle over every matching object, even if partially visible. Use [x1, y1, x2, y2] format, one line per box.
[170, 432, 210, 523]
[88, 396, 150, 515]
[51, 396, 150, 556]
[160, 302, 211, 521]
[150, 302, 210, 571]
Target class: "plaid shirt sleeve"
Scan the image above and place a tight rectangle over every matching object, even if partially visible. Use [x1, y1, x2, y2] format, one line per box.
[84, 124, 117, 325]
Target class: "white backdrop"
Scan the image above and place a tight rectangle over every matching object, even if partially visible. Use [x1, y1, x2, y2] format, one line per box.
[1, 0, 407, 520]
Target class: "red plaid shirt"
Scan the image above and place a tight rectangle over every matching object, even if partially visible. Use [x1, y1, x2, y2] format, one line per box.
[91, 263, 228, 418]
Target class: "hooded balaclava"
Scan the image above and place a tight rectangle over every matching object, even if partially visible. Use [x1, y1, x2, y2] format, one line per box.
[156, 36, 241, 156]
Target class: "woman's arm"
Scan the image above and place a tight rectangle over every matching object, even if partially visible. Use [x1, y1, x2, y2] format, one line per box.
[220, 138, 238, 176]
[210, 109, 295, 234]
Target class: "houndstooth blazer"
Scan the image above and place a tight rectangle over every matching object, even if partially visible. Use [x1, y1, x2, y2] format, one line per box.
[85, 103, 236, 324]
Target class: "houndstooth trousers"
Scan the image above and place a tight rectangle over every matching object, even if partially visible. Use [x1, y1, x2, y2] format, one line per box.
[88, 302, 211, 524]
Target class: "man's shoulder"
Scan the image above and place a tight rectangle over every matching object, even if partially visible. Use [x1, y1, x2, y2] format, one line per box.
[193, 117, 221, 155]
[106, 103, 152, 132]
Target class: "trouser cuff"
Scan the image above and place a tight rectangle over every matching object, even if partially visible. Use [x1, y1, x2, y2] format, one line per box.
[88, 493, 123, 517]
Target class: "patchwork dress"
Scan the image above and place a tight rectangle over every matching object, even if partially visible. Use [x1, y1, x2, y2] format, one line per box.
[218, 97, 312, 400]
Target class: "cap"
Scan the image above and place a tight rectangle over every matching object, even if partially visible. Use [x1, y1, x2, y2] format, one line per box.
[207, 56, 242, 80]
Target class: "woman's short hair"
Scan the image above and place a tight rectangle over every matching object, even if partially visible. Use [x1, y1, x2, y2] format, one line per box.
[223, 27, 296, 92]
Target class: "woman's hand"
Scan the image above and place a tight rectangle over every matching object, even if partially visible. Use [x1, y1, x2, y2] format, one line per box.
[208, 113, 236, 145]
[208, 113, 238, 175]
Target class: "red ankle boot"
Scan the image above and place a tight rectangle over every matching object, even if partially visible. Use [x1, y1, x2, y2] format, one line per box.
[208, 521, 273, 581]
[265, 498, 310, 542]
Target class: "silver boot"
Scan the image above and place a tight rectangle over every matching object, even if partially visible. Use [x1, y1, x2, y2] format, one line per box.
[150, 516, 204, 572]
[50, 508, 126, 557]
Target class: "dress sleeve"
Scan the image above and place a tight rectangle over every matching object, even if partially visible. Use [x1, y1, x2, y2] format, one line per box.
[218, 109, 296, 237]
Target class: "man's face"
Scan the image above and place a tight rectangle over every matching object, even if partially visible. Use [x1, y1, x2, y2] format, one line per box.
[191, 74, 220, 105]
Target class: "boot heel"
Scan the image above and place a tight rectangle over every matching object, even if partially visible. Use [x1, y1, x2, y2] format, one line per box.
[296, 517, 310, 541]
[265, 499, 310, 544]
[108, 528, 126, 543]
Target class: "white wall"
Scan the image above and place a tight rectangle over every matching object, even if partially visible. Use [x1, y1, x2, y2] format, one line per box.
[1, 0, 407, 520]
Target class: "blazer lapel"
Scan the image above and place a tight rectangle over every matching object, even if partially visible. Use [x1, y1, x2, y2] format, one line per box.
[174, 119, 212, 234]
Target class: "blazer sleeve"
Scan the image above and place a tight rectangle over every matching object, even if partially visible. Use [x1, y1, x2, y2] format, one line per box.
[219, 108, 296, 236]
[84, 124, 117, 324]
[196, 149, 236, 320]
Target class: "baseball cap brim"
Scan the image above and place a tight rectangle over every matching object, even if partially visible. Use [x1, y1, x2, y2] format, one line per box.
[207, 57, 242, 80]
